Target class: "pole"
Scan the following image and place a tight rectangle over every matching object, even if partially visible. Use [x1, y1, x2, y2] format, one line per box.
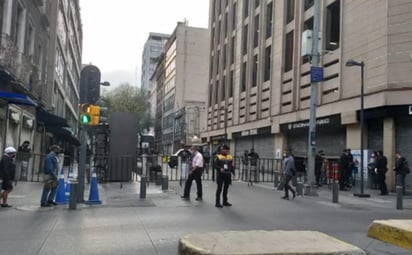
[354, 62, 370, 198]
[306, 0, 320, 196]
[78, 127, 86, 202]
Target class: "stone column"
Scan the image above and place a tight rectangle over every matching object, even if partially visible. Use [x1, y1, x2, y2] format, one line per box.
[383, 117, 396, 191]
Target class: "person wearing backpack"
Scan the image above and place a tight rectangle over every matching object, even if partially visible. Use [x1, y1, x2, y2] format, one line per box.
[394, 151, 410, 195]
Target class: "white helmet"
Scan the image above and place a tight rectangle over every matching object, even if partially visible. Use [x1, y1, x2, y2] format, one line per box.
[4, 146, 17, 154]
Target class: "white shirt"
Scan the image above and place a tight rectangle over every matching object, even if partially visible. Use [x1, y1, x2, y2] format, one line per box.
[191, 151, 204, 169]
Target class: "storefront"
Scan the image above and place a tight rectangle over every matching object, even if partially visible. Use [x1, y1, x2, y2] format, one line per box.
[233, 127, 274, 159]
[280, 115, 345, 157]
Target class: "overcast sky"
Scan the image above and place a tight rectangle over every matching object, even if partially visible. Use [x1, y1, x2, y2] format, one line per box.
[80, 0, 209, 88]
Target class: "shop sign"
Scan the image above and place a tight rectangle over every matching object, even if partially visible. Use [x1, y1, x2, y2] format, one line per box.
[241, 130, 250, 136]
[287, 118, 330, 130]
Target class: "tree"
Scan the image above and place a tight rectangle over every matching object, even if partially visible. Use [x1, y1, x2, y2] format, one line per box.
[99, 83, 152, 131]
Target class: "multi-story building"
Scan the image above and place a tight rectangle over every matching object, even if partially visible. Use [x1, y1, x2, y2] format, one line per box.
[0, 0, 82, 161]
[0, 0, 50, 154]
[141, 32, 169, 93]
[43, 0, 82, 149]
[152, 22, 209, 154]
[203, 0, 412, 191]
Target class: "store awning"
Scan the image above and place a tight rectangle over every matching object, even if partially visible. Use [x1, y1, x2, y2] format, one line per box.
[46, 126, 81, 146]
[0, 91, 38, 107]
[36, 107, 69, 127]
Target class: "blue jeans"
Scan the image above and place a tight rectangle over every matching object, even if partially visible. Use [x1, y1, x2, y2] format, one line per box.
[41, 185, 57, 204]
[396, 174, 406, 195]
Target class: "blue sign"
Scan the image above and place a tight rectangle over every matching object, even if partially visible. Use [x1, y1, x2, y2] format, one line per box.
[311, 66, 324, 83]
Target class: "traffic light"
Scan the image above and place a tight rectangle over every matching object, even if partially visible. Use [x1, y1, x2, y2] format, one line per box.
[80, 65, 101, 104]
[79, 104, 100, 126]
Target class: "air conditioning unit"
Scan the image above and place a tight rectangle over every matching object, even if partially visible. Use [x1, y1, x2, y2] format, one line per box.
[301, 30, 322, 57]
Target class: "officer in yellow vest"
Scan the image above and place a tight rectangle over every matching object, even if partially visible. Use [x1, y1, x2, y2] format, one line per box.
[214, 144, 234, 208]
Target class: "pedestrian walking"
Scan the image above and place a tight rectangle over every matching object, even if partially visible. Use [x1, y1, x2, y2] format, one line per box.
[214, 144, 234, 208]
[0, 147, 16, 207]
[16, 141, 31, 181]
[181, 145, 203, 201]
[375, 150, 388, 195]
[281, 149, 296, 200]
[248, 148, 259, 182]
[40, 145, 61, 207]
[394, 151, 410, 195]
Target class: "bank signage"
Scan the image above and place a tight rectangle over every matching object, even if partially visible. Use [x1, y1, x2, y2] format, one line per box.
[280, 115, 341, 132]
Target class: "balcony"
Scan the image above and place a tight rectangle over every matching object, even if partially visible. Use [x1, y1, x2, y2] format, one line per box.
[0, 33, 42, 98]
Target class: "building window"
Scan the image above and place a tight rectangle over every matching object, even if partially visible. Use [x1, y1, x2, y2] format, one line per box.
[326, 0, 340, 51]
[304, 0, 314, 11]
[243, 0, 249, 19]
[221, 76, 226, 101]
[241, 62, 247, 92]
[229, 70, 234, 97]
[264, 46, 271, 82]
[216, 50, 220, 71]
[255, 0, 260, 9]
[209, 84, 213, 106]
[254, 14, 259, 48]
[224, 12, 228, 38]
[286, 0, 295, 24]
[232, 2, 237, 31]
[284, 31, 294, 72]
[265, 2, 273, 39]
[242, 24, 248, 55]
[215, 82, 219, 104]
[223, 44, 227, 68]
[231, 37, 235, 64]
[252, 55, 258, 87]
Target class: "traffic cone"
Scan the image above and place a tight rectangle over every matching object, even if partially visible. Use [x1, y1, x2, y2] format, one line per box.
[55, 167, 68, 204]
[65, 167, 74, 202]
[86, 167, 101, 204]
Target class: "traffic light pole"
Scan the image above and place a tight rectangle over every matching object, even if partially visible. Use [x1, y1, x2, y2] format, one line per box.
[78, 126, 87, 202]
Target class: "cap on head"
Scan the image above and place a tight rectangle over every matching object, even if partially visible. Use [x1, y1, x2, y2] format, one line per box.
[220, 144, 230, 150]
[4, 146, 16, 154]
[50, 144, 61, 152]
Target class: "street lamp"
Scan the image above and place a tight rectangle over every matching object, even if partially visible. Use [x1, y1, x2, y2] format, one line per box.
[100, 81, 110, 86]
[345, 59, 370, 198]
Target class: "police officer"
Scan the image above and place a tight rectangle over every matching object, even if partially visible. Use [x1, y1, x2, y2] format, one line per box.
[214, 144, 234, 208]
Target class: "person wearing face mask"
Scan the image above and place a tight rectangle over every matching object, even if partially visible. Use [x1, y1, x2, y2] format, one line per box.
[0, 147, 17, 207]
[40, 145, 61, 207]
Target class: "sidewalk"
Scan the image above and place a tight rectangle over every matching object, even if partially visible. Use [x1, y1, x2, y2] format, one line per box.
[1, 179, 411, 255]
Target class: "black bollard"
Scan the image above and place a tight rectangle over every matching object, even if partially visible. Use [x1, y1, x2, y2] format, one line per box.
[69, 179, 78, 210]
[162, 175, 168, 191]
[140, 176, 147, 199]
[396, 185, 403, 210]
[332, 180, 339, 203]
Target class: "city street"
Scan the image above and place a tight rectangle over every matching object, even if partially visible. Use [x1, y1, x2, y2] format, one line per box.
[0, 180, 411, 255]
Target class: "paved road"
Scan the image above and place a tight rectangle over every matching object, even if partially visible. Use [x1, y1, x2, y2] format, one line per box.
[0, 180, 411, 255]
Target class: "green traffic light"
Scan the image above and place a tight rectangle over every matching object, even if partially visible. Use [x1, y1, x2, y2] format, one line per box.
[80, 114, 91, 124]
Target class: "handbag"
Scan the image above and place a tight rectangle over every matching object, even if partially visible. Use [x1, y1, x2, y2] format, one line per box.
[44, 174, 58, 188]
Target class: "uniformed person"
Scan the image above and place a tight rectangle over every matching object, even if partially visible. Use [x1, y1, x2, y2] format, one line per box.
[214, 144, 234, 208]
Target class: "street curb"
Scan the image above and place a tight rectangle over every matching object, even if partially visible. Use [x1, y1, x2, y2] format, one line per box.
[178, 230, 366, 255]
[367, 219, 412, 251]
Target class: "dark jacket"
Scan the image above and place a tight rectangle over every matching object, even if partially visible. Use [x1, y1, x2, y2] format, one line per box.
[214, 153, 234, 175]
[395, 157, 409, 175]
[375, 155, 388, 173]
[248, 152, 259, 166]
[0, 155, 16, 181]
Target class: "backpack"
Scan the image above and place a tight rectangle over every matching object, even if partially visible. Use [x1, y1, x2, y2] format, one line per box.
[402, 160, 411, 175]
